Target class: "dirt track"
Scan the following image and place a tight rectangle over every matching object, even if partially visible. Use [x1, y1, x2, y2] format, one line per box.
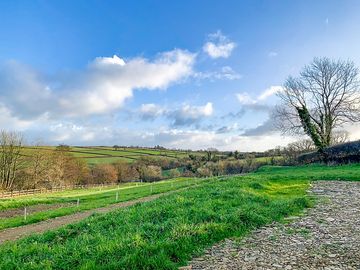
[0, 189, 181, 244]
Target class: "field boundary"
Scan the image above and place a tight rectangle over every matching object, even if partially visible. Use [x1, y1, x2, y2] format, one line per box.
[0, 186, 193, 244]
[0, 182, 133, 199]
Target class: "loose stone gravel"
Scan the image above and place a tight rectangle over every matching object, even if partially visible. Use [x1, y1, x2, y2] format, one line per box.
[189, 181, 360, 270]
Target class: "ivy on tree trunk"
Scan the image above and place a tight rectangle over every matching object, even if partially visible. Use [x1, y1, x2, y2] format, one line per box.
[296, 106, 326, 152]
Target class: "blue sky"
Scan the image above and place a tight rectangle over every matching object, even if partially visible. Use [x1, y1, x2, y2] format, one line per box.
[1, 0, 360, 150]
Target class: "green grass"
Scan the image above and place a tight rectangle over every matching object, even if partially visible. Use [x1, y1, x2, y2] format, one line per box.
[0, 176, 310, 269]
[0, 164, 358, 269]
[0, 182, 144, 210]
[85, 156, 135, 165]
[0, 178, 207, 230]
[22, 146, 197, 165]
[256, 163, 360, 181]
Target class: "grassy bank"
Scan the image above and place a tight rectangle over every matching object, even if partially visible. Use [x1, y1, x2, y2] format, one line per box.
[256, 163, 360, 181]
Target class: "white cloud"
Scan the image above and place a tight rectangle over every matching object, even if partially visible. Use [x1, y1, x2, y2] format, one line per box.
[59, 49, 195, 117]
[236, 93, 257, 105]
[170, 102, 213, 126]
[0, 49, 196, 119]
[148, 129, 294, 151]
[93, 55, 126, 66]
[49, 122, 100, 142]
[194, 66, 242, 81]
[0, 104, 34, 130]
[258, 86, 284, 100]
[137, 102, 214, 126]
[139, 103, 165, 120]
[203, 31, 236, 58]
[236, 86, 284, 106]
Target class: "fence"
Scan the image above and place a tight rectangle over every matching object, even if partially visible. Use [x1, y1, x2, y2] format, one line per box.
[0, 182, 125, 199]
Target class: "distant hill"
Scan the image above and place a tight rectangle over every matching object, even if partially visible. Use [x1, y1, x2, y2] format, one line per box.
[22, 146, 201, 166]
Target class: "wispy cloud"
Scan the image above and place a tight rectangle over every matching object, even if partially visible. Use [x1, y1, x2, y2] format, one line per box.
[0, 49, 195, 120]
[236, 86, 284, 106]
[203, 31, 236, 59]
[194, 66, 241, 81]
[268, 51, 278, 58]
[258, 86, 283, 100]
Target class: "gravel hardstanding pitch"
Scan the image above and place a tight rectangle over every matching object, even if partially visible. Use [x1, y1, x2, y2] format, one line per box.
[189, 181, 360, 270]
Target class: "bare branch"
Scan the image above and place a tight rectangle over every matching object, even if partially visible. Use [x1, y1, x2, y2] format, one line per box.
[274, 57, 360, 150]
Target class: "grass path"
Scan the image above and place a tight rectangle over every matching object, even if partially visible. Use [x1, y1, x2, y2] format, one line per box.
[0, 187, 188, 244]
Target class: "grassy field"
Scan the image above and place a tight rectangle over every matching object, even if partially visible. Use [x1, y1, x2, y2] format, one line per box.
[0, 164, 358, 269]
[23, 146, 194, 165]
[0, 178, 208, 230]
[23, 145, 281, 166]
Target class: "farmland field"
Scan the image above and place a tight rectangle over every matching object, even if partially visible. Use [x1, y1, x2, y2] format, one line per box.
[22, 145, 280, 166]
[22, 146, 196, 165]
[0, 164, 358, 269]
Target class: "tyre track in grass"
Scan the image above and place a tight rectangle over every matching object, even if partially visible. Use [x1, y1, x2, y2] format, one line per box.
[0, 187, 189, 244]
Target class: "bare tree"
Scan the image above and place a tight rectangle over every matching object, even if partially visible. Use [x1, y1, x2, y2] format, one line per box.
[330, 130, 350, 145]
[27, 142, 52, 188]
[275, 57, 360, 151]
[0, 131, 24, 190]
[289, 139, 315, 153]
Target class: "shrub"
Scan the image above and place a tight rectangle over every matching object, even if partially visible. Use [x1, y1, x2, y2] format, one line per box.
[91, 164, 118, 184]
[168, 168, 181, 178]
[137, 165, 162, 182]
[112, 161, 139, 183]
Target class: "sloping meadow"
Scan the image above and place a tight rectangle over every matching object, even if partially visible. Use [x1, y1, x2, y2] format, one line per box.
[1, 164, 359, 269]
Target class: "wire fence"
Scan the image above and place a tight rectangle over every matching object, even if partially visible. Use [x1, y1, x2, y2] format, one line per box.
[0, 173, 245, 199]
[0, 182, 126, 198]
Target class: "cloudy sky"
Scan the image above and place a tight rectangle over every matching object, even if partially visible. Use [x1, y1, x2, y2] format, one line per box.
[1, 0, 360, 151]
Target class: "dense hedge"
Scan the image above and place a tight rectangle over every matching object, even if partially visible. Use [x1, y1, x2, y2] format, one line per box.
[298, 140, 360, 164]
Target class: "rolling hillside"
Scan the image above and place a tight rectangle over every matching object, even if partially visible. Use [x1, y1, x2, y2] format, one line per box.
[22, 146, 195, 165]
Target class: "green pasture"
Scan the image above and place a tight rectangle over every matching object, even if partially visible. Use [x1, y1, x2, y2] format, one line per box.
[0, 164, 358, 269]
[21, 146, 196, 165]
[0, 178, 208, 230]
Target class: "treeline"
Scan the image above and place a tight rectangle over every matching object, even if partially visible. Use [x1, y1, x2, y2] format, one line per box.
[0, 130, 277, 191]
